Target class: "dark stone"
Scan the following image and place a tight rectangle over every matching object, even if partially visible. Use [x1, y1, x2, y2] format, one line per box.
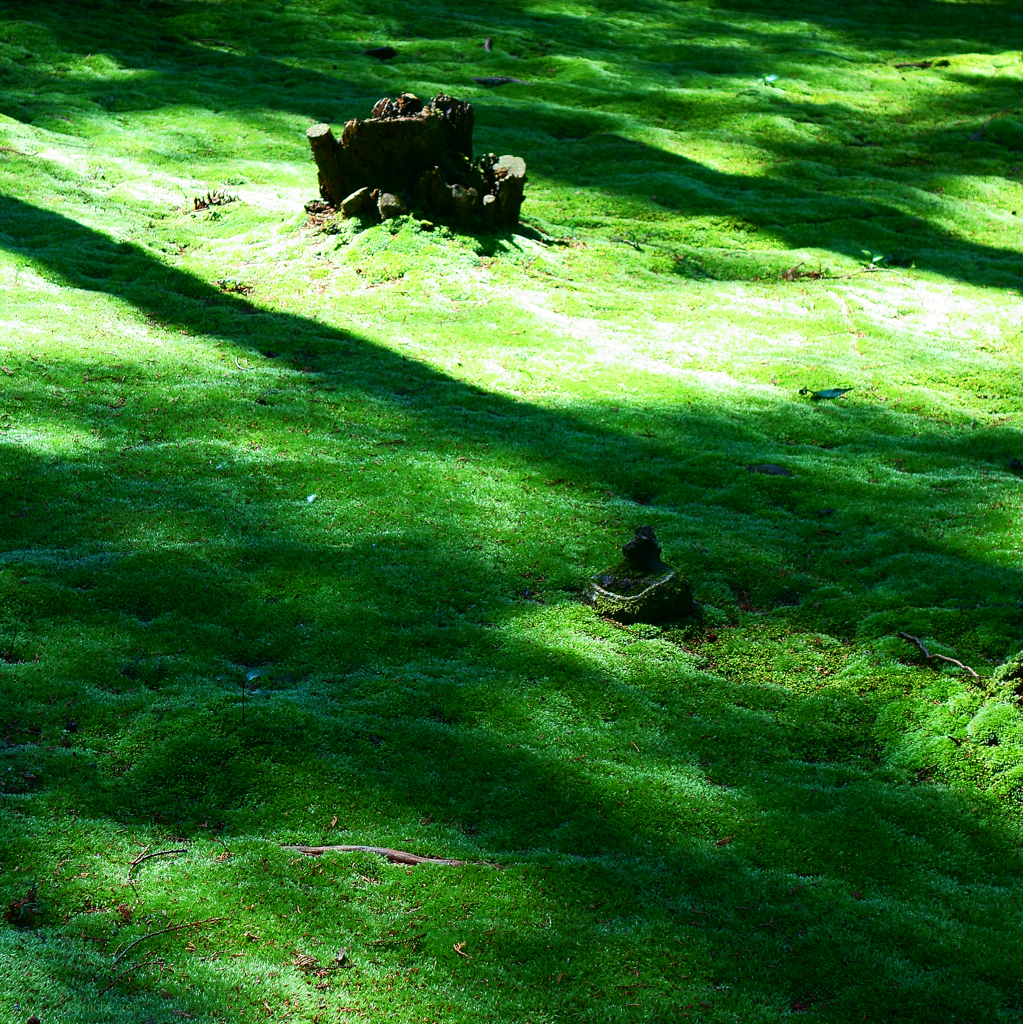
[364, 46, 397, 60]
[622, 525, 664, 572]
[748, 463, 792, 476]
[589, 527, 697, 625]
[473, 76, 525, 87]
[340, 187, 375, 218]
[378, 192, 408, 220]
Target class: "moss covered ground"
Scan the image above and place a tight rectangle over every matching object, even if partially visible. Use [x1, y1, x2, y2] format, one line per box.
[2, 0, 1023, 1020]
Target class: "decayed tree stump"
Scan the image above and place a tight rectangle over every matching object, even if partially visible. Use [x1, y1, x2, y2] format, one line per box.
[306, 123, 346, 205]
[305, 93, 526, 229]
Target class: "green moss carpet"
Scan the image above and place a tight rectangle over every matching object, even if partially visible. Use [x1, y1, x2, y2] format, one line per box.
[2, 1, 1023, 1021]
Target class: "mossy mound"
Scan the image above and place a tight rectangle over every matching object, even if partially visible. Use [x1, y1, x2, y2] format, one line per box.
[985, 118, 1023, 150]
[6, 1, 1023, 1021]
[992, 650, 1023, 697]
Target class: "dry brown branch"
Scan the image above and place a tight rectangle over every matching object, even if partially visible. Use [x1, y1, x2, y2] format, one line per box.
[126, 847, 187, 883]
[98, 958, 163, 995]
[898, 632, 980, 681]
[112, 917, 224, 964]
[282, 845, 464, 866]
[366, 932, 425, 950]
[893, 60, 949, 69]
[969, 108, 1013, 141]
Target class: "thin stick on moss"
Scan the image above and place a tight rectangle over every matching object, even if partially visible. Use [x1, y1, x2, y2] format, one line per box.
[98, 957, 163, 996]
[968, 108, 1013, 141]
[113, 916, 225, 964]
[282, 845, 466, 866]
[898, 632, 980, 681]
[126, 847, 187, 883]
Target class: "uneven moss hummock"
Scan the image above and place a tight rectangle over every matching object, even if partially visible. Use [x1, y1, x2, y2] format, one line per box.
[2, 1, 1023, 1022]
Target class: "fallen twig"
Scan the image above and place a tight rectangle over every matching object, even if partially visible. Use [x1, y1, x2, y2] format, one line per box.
[98, 957, 163, 996]
[124, 844, 150, 881]
[611, 235, 643, 252]
[829, 263, 898, 281]
[969, 108, 1013, 142]
[283, 845, 464, 866]
[367, 932, 424, 948]
[113, 917, 224, 964]
[781, 261, 827, 281]
[126, 847, 187, 883]
[893, 60, 949, 70]
[898, 632, 980, 681]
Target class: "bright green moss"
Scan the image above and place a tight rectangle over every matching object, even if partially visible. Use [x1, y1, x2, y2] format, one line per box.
[2, 1, 1023, 1022]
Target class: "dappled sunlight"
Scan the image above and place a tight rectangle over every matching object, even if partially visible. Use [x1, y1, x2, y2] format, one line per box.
[3, 0, 1023, 1021]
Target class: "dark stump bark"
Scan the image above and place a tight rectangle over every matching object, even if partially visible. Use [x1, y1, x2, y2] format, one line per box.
[306, 93, 525, 229]
[306, 122, 347, 206]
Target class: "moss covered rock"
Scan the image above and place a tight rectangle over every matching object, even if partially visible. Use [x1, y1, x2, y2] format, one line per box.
[589, 527, 697, 625]
[590, 567, 696, 624]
